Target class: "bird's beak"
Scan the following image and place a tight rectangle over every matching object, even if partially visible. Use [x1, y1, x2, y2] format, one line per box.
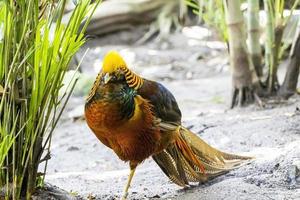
[103, 73, 112, 84]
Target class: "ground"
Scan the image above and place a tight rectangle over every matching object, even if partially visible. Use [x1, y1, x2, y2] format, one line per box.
[40, 27, 300, 200]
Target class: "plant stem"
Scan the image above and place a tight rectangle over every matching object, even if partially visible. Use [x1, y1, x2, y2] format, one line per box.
[224, 0, 257, 107]
[247, 0, 262, 77]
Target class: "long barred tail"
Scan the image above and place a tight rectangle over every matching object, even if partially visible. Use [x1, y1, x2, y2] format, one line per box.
[152, 126, 252, 187]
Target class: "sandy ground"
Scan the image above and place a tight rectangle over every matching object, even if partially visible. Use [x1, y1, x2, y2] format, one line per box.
[41, 28, 300, 200]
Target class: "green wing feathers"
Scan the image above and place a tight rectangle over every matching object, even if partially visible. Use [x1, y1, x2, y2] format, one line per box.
[153, 125, 252, 186]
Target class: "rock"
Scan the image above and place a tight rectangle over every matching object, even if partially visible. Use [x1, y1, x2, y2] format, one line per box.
[32, 183, 80, 200]
[67, 146, 80, 151]
[274, 163, 280, 170]
[186, 71, 193, 79]
[151, 194, 161, 198]
[286, 162, 300, 184]
[293, 161, 300, 183]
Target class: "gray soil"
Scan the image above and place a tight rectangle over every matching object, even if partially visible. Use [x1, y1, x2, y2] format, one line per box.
[41, 27, 300, 200]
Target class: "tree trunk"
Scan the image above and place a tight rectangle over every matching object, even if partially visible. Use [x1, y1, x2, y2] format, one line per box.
[85, 0, 175, 36]
[247, 0, 262, 77]
[263, 0, 284, 94]
[269, 25, 284, 91]
[279, 25, 300, 99]
[224, 0, 258, 108]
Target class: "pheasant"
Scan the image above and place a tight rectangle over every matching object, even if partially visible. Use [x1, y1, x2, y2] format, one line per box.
[84, 51, 251, 199]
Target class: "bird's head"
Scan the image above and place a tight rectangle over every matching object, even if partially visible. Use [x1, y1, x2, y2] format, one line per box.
[100, 51, 143, 90]
[101, 51, 127, 84]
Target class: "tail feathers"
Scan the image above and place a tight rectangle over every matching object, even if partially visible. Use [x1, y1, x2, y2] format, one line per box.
[152, 126, 253, 186]
[152, 148, 189, 187]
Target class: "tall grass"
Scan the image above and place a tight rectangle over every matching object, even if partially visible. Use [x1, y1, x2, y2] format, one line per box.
[185, 0, 228, 42]
[0, 0, 100, 199]
[187, 0, 300, 94]
[263, 0, 299, 92]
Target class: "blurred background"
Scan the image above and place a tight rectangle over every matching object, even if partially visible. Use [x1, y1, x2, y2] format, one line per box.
[1, 0, 299, 199]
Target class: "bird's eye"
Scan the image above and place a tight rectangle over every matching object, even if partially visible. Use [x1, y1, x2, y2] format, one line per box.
[110, 74, 117, 81]
[116, 67, 123, 73]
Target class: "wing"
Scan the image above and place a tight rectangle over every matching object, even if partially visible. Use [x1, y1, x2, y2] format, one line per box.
[137, 79, 182, 124]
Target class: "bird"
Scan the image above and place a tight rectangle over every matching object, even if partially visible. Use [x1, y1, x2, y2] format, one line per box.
[84, 51, 252, 200]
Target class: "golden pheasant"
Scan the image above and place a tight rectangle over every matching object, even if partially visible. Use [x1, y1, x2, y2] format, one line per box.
[84, 51, 251, 199]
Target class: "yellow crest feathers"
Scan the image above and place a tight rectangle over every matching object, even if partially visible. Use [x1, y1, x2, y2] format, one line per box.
[101, 50, 144, 90]
[102, 51, 127, 73]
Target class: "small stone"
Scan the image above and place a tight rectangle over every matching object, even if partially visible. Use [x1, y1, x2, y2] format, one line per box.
[293, 161, 300, 182]
[186, 71, 193, 79]
[67, 146, 80, 151]
[87, 194, 96, 200]
[197, 55, 204, 60]
[162, 42, 171, 50]
[151, 194, 160, 198]
[286, 164, 299, 184]
[186, 125, 194, 129]
[197, 112, 205, 117]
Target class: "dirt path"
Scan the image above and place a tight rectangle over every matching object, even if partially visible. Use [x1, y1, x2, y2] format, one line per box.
[44, 30, 300, 200]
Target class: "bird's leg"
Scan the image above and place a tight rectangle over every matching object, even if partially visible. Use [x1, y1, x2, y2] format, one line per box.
[121, 162, 138, 200]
